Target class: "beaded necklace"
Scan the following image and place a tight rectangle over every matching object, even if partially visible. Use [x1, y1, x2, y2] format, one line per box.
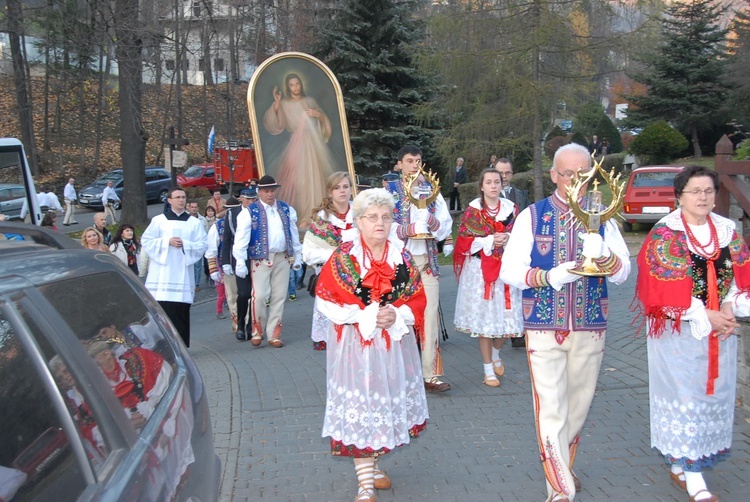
[682, 213, 720, 260]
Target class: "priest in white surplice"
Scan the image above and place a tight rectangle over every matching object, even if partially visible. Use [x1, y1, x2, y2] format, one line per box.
[142, 187, 208, 347]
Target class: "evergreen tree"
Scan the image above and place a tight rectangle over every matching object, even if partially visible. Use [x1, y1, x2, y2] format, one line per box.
[726, 1, 750, 129]
[313, 0, 433, 175]
[625, 0, 728, 158]
[595, 115, 623, 154]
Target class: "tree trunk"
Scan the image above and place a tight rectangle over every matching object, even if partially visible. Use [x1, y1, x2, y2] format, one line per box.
[7, 0, 40, 175]
[115, 0, 148, 225]
[691, 124, 702, 158]
[94, 44, 106, 171]
[532, 0, 544, 202]
[202, 17, 214, 85]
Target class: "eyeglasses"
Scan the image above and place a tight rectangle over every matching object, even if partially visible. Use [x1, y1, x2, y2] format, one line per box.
[553, 170, 578, 180]
[682, 188, 716, 196]
[360, 214, 393, 223]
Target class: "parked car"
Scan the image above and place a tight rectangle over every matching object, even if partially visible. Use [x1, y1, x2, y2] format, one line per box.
[0, 222, 221, 501]
[0, 183, 27, 220]
[79, 167, 172, 209]
[621, 165, 684, 231]
[177, 163, 221, 193]
[559, 119, 573, 132]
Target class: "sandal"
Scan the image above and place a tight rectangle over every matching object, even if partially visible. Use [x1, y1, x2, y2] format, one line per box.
[354, 483, 376, 502]
[689, 489, 718, 502]
[373, 469, 391, 490]
[669, 470, 686, 491]
[483, 375, 500, 387]
[268, 338, 284, 348]
[492, 359, 505, 377]
[250, 335, 262, 347]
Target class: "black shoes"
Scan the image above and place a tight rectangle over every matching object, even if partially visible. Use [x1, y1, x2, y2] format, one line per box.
[235, 327, 246, 341]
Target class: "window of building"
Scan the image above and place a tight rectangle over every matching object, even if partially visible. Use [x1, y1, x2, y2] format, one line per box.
[166, 59, 175, 71]
[214, 58, 224, 72]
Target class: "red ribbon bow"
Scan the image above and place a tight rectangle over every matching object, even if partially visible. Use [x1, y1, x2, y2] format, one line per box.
[361, 261, 394, 301]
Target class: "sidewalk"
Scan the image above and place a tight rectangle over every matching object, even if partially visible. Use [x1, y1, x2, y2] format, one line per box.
[189, 261, 750, 501]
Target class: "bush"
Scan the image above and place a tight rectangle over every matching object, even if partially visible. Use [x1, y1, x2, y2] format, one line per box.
[570, 131, 588, 147]
[597, 152, 627, 175]
[735, 139, 750, 160]
[596, 115, 623, 154]
[184, 186, 211, 207]
[629, 120, 689, 164]
[510, 170, 556, 202]
[546, 125, 566, 141]
[621, 132, 636, 151]
[544, 135, 569, 158]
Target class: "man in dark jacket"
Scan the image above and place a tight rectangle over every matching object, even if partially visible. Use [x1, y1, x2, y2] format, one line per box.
[448, 157, 468, 211]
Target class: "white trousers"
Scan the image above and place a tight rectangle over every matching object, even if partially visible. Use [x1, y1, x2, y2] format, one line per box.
[104, 203, 117, 224]
[526, 328, 605, 501]
[63, 199, 75, 224]
[412, 254, 443, 379]
[250, 252, 291, 340]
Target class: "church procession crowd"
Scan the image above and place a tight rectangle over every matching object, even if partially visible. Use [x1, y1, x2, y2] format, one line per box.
[79, 140, 748, 502]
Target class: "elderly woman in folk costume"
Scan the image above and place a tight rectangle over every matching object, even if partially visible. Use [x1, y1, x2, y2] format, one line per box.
[635, 165, 750, 502]
[454, 168, 524, 386]
[315, 188, 428, 502]
[302, 172, 355, 350]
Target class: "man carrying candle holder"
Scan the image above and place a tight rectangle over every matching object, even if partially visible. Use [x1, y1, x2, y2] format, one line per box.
[500, 143, 631, 502]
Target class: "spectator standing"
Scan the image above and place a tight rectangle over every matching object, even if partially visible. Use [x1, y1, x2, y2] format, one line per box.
[141, 187, 208, 347]
[448, 157, 468, 211]
[101, 181, 120, 224]
[93, 212, 112, 247]
[588, 134, 602, 156]
[487, 154, 498, 169]
[188, 201, 207, 290]
[206, 190, 227, 218]
[110, 223, 149, 278]
[63, 178, 78, 226]
[45, 187, 63, 213]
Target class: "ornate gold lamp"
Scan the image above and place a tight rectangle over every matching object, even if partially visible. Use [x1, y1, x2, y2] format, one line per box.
[565, 155, 626, 276]
[402, 161, 441, 240]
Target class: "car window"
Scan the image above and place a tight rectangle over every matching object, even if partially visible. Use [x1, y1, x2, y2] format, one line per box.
[632, 172, 677, 188]
[38, 272, 178, 435]
[205, 169, 214, 177]
[0, 187, 10, 201]
[158, 170, 170, 180]
[0, 311, 87, 501]
[183, 166, 203, 178]
[146, 172, 158, 183]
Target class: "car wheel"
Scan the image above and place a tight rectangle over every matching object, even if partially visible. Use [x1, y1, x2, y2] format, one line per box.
[159, 190, 168, 203]
[621, 220, 632, 232]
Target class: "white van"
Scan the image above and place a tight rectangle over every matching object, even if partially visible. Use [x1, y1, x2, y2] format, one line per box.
[0, 138, 42, 225]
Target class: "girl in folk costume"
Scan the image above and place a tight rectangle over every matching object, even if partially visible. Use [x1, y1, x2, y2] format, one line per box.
[635, 166, 750, 502]
[315, 188, 428, 502]
[454, 168, 523, 387]
[302, 172, 355, 350]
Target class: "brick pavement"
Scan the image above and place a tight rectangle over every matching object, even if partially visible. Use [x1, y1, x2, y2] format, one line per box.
[189, 260, 750, 502]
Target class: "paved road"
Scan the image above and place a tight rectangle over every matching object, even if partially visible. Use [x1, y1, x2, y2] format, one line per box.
[188, 260, 750, 502]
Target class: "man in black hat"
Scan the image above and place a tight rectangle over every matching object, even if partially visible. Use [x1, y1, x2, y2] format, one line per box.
[222, 188, 257, 338]
[232, 176, 302, 347]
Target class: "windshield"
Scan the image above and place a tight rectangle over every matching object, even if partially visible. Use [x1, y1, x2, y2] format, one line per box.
[182, 166, 204, 178]
[92, 172, 123, 186]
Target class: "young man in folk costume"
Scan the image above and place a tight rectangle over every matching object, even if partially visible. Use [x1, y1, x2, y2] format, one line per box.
[386, 145, 454, 393]
[221, 189, 257, 338]
[500, 144, 631, 502]
[232, 175, 302, 347]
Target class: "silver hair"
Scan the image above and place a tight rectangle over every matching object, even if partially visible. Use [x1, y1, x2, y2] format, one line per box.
[552, 143, 591, 172]
[457, 157, 464, 162]
[352, 188, 395, 220]
[48, 354, 65, 373]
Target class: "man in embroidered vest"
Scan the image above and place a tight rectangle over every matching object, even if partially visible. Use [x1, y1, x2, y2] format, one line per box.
[142, 187, 208, 348]
[500, 143, 631, 502]
[233, 175, 302, 347]
[387, 145, 454, 392]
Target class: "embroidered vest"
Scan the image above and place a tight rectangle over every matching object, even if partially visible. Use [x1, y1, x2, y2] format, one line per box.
[216, 218, 225, 257]
[388, 180, 441, 277]
[247, 201, 294, 260]
[521, 196, 609, 331]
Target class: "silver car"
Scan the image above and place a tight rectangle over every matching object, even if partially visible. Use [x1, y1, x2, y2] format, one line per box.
[0, 223, 220, 501]
[0, 183, 26, 220]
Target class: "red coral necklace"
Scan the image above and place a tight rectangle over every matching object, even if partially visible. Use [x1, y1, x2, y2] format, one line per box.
[682, 213, 720, 260]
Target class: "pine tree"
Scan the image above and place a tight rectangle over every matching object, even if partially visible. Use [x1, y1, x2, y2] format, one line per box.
[313, 0, 433, 174]
[625, 0, 728, 158]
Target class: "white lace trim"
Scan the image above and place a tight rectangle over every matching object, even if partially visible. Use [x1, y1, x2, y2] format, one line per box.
[661, 209, 735, 248]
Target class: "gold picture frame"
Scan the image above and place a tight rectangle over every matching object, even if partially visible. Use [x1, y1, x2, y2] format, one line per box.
[247, 52, 357, 227]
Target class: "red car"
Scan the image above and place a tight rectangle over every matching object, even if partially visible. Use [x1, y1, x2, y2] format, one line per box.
[621, 165, 684, 231]
[177, 163, 222, 193]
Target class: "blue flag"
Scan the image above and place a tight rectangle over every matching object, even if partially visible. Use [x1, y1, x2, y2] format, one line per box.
[207, 125, 216, 155]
